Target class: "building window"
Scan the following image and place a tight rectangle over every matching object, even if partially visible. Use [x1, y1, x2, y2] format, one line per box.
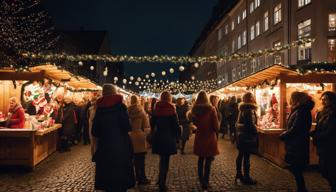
[298, 42, 312, 61]
[250, 1, 255, 13]
[218, 28, 222, 41]
[264, 11, 269, 31]
[232, 21, 235, 31]
[242, 9, 247, 20]
[232, 68, 236, 81]
[225, 24, 229, 34]
[298, 19, 311, 38]
[256, 21, 261, 36]
[238, 35, 242, 49]
[232, 40, 235, 53]
[250, 25, 255, 40]
[251, 59, 257, 73]
[238, 15, 241, 24]
[273, 41, 282, 64]
[242, 30, 247, 45]
[242, 62, 247, 76]
[328, 39, 336, 63]
[298, 0, 311, 8]
[274, 3, 282, 24]
[329, 14, 336, 31]
[255, 0, 260, 8]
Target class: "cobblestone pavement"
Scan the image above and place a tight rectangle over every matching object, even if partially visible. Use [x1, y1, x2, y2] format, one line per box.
[0, 136, 330, 192]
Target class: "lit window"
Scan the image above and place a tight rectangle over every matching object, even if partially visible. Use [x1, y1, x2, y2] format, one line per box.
[329, 14, 336, 31]
[256, 21, 260, 36]
[225, 24, 229, 34]
[274, 3, 282, 24]
[255, 0, 260, 8]
[242, 9, 247, 20]
[264, 11, 269, 31]
[238, 15, 241, 24]
[232, 68, 236, 81]
[328, 39, 336, 63]
[250, 1, 255, 13]
[251, 59, 257, 73]
[238, 35, 241, 49]
[273, 41, 282, 64]
[298, 42, 311, 60]
[250, 25, 255, 40]
[232, 40, 235, 53]
[232, 21, 235, 31]
[298, 0, 311, 8]
[218, 28, 222, 41]
[242, 30, 247, 45]
[298, 19, 311, 39]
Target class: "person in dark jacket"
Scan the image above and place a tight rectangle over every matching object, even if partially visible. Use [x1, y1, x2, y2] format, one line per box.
[176, 97, 191, 155]
[92, 84, 135, 192]
[235, 92, 258, 185]
[190, 91, 219, 191]
[280, 91, 314, 192]
[151, 91, 180, 192]
[311, 91, 336, 191]
[228, 96, 239, 144]
[58, 96, 77, 152]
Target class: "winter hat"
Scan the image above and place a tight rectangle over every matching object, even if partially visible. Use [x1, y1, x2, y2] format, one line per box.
[102, 84, 117, 96]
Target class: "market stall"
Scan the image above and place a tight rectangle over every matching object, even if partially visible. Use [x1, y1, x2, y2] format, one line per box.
[219, 64, 336, 167]
[0, 64, 100, 169]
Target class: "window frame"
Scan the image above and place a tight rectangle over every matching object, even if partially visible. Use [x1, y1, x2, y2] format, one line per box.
[250, 1, 255, 14]
[250, 25, 255, 40]
[242, 9, 247, 20]
[298, 0, 311, 8]
[242, 30, 247, 46]
[329, 13, 336, 32]
[264, 11, 269, 31]
[274, 3, 282, 25]
[256, 21, 261, 36]
[298, 19, 311, 39]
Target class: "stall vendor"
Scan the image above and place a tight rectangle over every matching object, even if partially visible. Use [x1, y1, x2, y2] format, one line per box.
[6, 97, 25, 128]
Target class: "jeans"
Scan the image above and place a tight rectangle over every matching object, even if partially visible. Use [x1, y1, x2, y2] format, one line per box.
[159, 155, 170, 187]
[198, 156, 214, 188]
[134, 153, 148, 182]
[288, 165, 307, 192]
[236, 151, 251, 176]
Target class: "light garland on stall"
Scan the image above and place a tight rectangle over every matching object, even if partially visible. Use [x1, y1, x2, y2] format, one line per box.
[21, 38, 314, 64]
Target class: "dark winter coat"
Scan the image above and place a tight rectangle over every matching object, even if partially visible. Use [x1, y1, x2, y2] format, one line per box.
[60, 102, 76, 138]
[280, 100, 314, 166]
[228, 101, 239, 125]
[150, 101, 181, 155]
[176, 103, 191, 141]
[92, 94, 135, 191]
[312, 108, 336, 179]
[191, 104, 219, 157]
[236, 103, 258, 153]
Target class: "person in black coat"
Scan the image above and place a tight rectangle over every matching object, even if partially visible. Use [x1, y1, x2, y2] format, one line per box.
[235, 92, 258, 185]
[228, 96, 239, 143]
[151, 91, 181, 192]
[176, 97, 190, 154]
[280, 91, 314, 192]
[92, 84, 135, 192]
[311, 91, 336, 191]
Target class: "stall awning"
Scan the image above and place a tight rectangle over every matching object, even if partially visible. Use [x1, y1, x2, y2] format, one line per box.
[30, 64, 99, 90]
[229, 65, 297, 87]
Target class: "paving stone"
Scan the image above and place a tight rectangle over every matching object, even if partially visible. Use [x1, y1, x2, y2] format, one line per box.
[0, 135, 330, 191]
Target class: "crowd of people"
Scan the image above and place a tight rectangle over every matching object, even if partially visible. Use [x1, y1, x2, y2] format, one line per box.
[38, 83, 334, 192]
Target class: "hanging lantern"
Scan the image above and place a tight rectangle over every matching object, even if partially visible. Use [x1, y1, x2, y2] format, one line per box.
[90, 66, 94, 70]
[137, 77, 142, 81]
[114, 77, 118, 81]
[179, 66, 185, 71]
[194, 63, 199, 68]
[130, 76, 134, 80]
[151, 72, 155, 77]
[135, 82, 139, 86]
[78, 61, 83, 66]
[169, 68, 174, 74]
[123, 79, 127, 84]
[145, 74, 150, 79]
[162, 71, 166, 76]
[191, 75, 195, 80]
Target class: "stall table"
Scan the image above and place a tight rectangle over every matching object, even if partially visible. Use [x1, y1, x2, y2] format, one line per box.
[0, 124, 61, 169]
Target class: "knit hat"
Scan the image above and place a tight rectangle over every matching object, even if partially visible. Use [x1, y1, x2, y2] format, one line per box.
[102, 84, 117, 96]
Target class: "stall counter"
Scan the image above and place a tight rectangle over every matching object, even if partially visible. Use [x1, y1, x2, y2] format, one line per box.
[0, 124, 62, 169]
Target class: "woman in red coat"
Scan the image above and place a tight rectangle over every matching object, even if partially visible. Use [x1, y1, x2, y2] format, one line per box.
[6, 97, 25, 128]
[190, 91, 219, 191]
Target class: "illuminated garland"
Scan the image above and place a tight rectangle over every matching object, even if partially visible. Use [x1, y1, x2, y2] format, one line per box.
[21, 38, 314, 64]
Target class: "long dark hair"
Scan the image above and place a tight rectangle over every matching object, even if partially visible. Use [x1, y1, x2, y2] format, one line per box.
[321, 91, 336, 111]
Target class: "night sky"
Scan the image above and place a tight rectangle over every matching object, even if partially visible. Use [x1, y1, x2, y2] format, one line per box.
[42, 0, 218, 78]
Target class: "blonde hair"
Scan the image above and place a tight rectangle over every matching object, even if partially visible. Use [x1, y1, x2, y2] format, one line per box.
[130, 95, 139, 105]
[9, 97, 19, 104]
[242, 92, 255, 103]
[195, 91, 210, 105]
[160, 91, 172, 103]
